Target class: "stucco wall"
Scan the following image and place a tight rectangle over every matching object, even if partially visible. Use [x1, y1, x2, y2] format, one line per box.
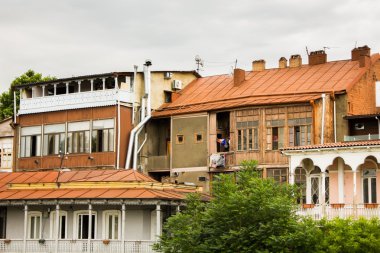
[172, 115, 208, 169]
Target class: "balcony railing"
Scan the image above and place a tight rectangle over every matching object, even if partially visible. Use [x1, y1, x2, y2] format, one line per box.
[344, 134, 380, 142]
[0, 239, 156, 253]
[297, 204, 380, 220]
[209, 152, 235, 169]
[19, 89, 134, 115]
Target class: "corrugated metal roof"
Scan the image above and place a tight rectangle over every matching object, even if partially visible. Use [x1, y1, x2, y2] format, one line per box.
[282, 140, 380, 151]
[0, 169, 199, 201]
[154, 55, 380, 117]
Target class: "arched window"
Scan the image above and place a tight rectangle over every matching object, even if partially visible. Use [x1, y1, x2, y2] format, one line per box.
[295, 167, 306, 204]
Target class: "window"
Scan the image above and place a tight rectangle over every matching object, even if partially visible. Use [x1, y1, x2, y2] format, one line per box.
[267, 127, 284, 150]
[0, 208, 6, 239]
[164, 91, 172, 103]
[295, 168, 306, 204]
[28, 212, 42, 239]
[176, 134, 184, 144]
[288, 117, 312, 147]
[50, 211, 67, 239]
[363, 169, 377, 204]
[20, 126, 41, 157]
[43, 124, 65, 155]
[195, 133, 203, 143]
[74, 211, 96, 239]
[67, 121, 90, 154]
[237, 121, 259, 151]
[267, 168, 288, 184]
[0, 147, 12, 168]
[103, 211, 121, 240]
[92, 119, 114, 152]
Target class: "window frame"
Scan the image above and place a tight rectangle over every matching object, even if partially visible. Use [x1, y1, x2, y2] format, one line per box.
[194, 132, 203, 143]
[28, 211, 42, 239]
[20, 126, 42, 158]
[176, 134, 184, 145]
[236, 121, 259, 151]
[91, 119, 115, 153]
[43, 123, 66, 156]
[49, 210, 68, 239]
[73, 210, 97, 240]
[102, 210, 121, 240]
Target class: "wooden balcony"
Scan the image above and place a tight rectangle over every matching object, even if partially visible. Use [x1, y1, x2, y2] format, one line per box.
[0, 239, 156, 253]
[297, 204, 380, 220]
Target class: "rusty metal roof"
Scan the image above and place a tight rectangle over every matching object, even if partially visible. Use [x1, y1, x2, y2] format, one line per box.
[0, 169, 199, 201]
[154, 55, 380, 117]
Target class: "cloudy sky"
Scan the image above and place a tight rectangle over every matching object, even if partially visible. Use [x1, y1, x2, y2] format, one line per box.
[0, 0, 379, 93]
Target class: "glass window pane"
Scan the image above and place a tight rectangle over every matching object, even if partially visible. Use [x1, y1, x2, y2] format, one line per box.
[243, 129, 247, 150]
[30, 217, 35, 238]
[103, 130, 109, 152]
[108, 215, 112, 239]
[237, 130, 241, 150]
[364, 178, 369, 203]
[371, 178, 377, 203]
[254, 128, 258, 150]
[109, 129, 114, 152]
[248, 129, 252, 150]
[85, 131, 90, 153]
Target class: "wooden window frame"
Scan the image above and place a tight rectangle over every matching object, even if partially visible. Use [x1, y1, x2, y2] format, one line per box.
[194, 132, 203, 143]
[176, 134, 185, 145]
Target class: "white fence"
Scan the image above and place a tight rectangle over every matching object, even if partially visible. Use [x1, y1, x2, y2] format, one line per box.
[297, 204, 380, 220]
[0, 239, 156, 253]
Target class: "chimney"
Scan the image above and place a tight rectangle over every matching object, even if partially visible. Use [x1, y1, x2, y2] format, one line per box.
[289, 55, 302, 68]
[279, 57, 287, 68]
[352, 45, 371, 67]
[233, 68, 245, 86]
[308, 50, 327, 65]
[252, 59, 266, 71]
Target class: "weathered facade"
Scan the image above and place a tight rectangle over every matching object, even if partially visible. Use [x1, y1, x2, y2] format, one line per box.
[0, 118, 13, 172]
[144, 46, 380, 193]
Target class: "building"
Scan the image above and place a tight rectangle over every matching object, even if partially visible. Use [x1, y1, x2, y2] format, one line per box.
[13, 66, 199, 171]
[143, 46, 380, 193]
[0, 169, 201, 253]
[0, 118, 14, 172]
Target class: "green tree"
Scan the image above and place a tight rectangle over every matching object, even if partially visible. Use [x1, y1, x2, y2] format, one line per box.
[0, 69, 55, 120]
[154, 160, 321, 253]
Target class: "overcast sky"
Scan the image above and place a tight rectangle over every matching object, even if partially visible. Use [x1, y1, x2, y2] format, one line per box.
[0, 0, 379, 93]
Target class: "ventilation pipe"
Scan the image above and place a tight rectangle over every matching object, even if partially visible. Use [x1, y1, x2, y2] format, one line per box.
[126, 60, 152, 170]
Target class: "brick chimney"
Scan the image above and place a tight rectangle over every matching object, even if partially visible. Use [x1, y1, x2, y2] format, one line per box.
[289, 55, 302, 68]
[352, 45, 371, 67]
[279, 57, 287, 68]
[252, 59, 266, 71]
[234, 68, 245, 86]
[308, 50, 327, 65]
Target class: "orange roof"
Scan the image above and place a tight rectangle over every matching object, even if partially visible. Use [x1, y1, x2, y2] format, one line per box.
[282, 139, 380, 152]
[154, 55, 380, 117]
[0, 169, 200, 202]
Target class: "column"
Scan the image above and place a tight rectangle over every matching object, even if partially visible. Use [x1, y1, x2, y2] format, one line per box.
[114, 77, 118, 90]
[102, 78, 105, 90]
[289, 169, 295, 185]
[176, 205, 181, 213]
[88, 204, 92, 253]
[66, 82, 69, 94]
[121, 203, 126, 253]
[54, 84, 57, 95]
[321, 171, 326, 205]
[42, 86, 45, 97]
[90, 79, 94, 92]
[78, 81, 81, 93]
[55, 204, 60, 253]
[353, 170, 357, 204]
[338, 159, 345, 203]
[156, 204, 161, 239]
[23, 205, 28, 253]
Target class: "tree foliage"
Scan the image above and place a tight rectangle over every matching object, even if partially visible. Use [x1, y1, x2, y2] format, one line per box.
[0, 69, 55, 120]
[154, 160, 320, 253]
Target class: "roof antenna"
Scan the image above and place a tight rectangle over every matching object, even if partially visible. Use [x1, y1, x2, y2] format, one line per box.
[354, 41, 358, 48]
[234, 59, 238, 69]
[305, 46, 310, 56]
[195, 55, 204, 73]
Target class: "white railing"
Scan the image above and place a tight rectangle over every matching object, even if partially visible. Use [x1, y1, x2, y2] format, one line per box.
[19, 89, 134, 115]
[0, 239, 156, 253]
[297, 204, 380, 220]
[344, 134, 380, 141]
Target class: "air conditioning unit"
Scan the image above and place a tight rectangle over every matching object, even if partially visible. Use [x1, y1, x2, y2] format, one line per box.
[172, 80, 183, 90]
[210, 153, 226, 168]
[164, 72, 173, 79]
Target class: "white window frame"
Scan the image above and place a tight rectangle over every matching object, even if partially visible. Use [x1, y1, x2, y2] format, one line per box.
[102, 210, 121, 240]
[362, 169, 377, 204]
[49, 210, 68, 239]
[73, 210, 97, 240]
[28, 211, 42, 239]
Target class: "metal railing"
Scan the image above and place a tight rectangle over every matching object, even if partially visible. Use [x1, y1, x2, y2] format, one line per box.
[0, 239, 156, 253]
[297, 204, 380, 220]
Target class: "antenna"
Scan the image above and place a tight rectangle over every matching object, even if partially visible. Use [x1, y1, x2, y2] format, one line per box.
[234, 59, 238, 69]
[354, 41, 358, 48]
[305, 46, 309, 56]
[195, 55, 204, 73]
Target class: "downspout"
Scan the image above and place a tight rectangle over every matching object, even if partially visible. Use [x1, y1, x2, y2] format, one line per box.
[321, 93, 326, 144]
[133, 98, 145, 169]
[116, 76, 121, 169]
[125, 60, 152, 169]
[333, 97, 337, 143]
[13, 90, 17, 123]
[131, 65, 138, 125]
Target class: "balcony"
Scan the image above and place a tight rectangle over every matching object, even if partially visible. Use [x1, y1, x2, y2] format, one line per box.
[147, 155, 170, 171]
[19, 89, 133, 115]
[209, 152, 235, 169]
[297, 204, 380, 220]
[344, 134, 380, 142]
[0, 239, 156, 253]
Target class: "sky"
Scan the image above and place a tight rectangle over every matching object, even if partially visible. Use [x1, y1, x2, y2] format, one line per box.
[0, 0, 379, 93]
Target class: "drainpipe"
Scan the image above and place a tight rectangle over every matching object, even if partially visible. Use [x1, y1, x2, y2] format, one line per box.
[333, 99, 337, 143]
[131, 65, 138, 125]
[116, 76, 121, 169]
[321, 94, 326, 144]
[125, 60, 152, 169]
[13, 91, 17, 124]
